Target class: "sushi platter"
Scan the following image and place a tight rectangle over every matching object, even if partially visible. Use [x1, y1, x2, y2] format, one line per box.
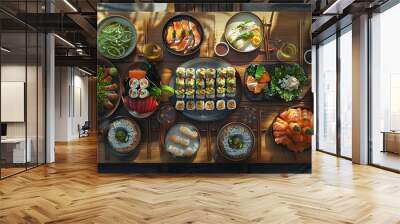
[97, 8, 313, 168]
[169, 57, 242, 122]
[121, 62, 161, 118]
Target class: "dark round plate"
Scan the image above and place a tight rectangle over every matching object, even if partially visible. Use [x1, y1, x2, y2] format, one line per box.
[271, 106, 313, 152]
[243, 63, 310, 102]
[97, 58, 121, 120]
[162, 14, 204, 56]
[169, 57, 242, 122]
[217, 122, 255, 161]
[97, 15, 137, 60]
[121, 61, 161, 119]
[104, 116, 142, 156]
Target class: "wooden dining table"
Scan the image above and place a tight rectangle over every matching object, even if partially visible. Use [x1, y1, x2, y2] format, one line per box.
[97, 9, 313, 168]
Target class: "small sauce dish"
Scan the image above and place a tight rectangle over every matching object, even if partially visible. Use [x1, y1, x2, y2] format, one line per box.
[214, 42, 229, 57]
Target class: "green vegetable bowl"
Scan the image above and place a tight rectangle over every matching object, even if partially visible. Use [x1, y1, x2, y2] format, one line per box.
[97, 16, 137, 60]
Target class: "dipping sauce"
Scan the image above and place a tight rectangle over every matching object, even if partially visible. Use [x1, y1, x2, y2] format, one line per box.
[214, 42, 229, 57]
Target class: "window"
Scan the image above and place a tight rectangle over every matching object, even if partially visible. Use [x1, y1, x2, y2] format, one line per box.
[339, 27, 352, 158]
[370, 3, 400, 171]
[317, 35, 337, 154]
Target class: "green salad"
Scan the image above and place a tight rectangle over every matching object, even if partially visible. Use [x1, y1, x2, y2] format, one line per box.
[264, 64, 308, 102]
[98, 22, 134, 59]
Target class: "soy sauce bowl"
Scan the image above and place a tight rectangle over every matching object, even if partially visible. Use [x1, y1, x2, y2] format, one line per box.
[214, 42, 229, 57]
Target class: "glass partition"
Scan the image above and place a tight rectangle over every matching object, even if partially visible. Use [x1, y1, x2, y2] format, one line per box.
[0, 1, 46, 179]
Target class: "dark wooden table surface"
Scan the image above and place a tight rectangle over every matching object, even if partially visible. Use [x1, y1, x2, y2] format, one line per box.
[97, 10, 313, 164]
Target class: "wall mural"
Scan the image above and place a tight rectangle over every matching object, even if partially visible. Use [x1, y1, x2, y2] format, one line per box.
[97, 3, 313, 173]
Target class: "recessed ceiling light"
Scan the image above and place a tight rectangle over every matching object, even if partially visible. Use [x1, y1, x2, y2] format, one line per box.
[54, 34, 75, 48]
[63, 0, 78, 12]
[1, 47, 11, 53]
[78, 67, 93, 76]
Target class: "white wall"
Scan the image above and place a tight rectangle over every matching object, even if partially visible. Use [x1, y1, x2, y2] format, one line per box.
[54, 66, 89, 141]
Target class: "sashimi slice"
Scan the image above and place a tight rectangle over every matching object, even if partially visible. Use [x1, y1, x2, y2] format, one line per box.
[166, 26, 175, 44]
[189, 21, 201, 47]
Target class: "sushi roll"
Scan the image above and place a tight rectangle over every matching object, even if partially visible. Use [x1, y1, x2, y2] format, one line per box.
[139, 78, 149, 89]
[226, 77, 236, 87]
[206, 78, 215, 88]
[186, 101, 195, 111]
[227, 99, 237, 110]
[216, 100, 226, 110]
[129, 88, 139, 98]
[217, 67, 227, 78]
[195, 78, 205, 89]
[226, 67, 236, 78]
[205, 101, 215, 110]
[186, 88, 195, 99]
[196, 68, 206, 79]
[129, 78, 139, 89]
[176, 67, 186, 78]
[175, 100, 185, 111]
[206, 87, 215, 99]
[196, 89, 206, 99]
[175, 88, 185, 99]
[196, 101, 205, 110]
[226, 87, 236, 98]
[217, 87, 225, 98]
[139, 89, 149, 99]
[176, 77, 185, 88]
[185, 77, 195, 88]
[186, 68, 196, 78]
[216, 77, 225, 87]
[206, 68, 216, 79]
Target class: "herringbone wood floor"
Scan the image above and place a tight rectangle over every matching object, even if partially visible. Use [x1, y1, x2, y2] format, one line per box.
[0, 136, 400, 224]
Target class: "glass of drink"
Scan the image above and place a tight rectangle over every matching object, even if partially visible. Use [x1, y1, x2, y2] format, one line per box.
[143, 43, 163, 62]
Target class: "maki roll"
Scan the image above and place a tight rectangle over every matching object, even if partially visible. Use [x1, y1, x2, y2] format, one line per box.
[226, 87, 236, 98]
[176, 77, 185, 89]
[205, 101, 215, 110]
[139, 89, 149, 99]
[196, 101, 205, 110]
[186, 68, 196, 78]
[216, 100, 226, 110]
[186, 101, 195, 111]
[206, 68, 216, 79]
[227, 99, 237, 110]
[185, 77, 195, 88]
[196, 89, 206, 99]
[186, 88, 195, 99]
[226, 77, 236, 87]
[217, 87, 225, 98]
[206, 78, 215, 88]
[226, 67, 236, 78]
[195, 78, 205, 89]
[175, 100, 185, 111]
[176, 67, 186, 78]
[196, 68, 206, 79]
[140, 78, 149, 89]
[175, 88, 185, 99]
[206, 87, 215, 99]
[216, 77, 225, 87]
[129, 78, 139, 89]
[217, 67, 227, 78]
[129, 88, 139, 98]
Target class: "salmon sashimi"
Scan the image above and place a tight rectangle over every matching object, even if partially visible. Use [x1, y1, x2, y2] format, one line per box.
[190, 21, 201, 47]
[165, 26, 175, 44]
[166, 19, 202, 54]
[275, 136, 292, 145]
[273, 108, 314, 153]
[128, 69, 146, 79]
